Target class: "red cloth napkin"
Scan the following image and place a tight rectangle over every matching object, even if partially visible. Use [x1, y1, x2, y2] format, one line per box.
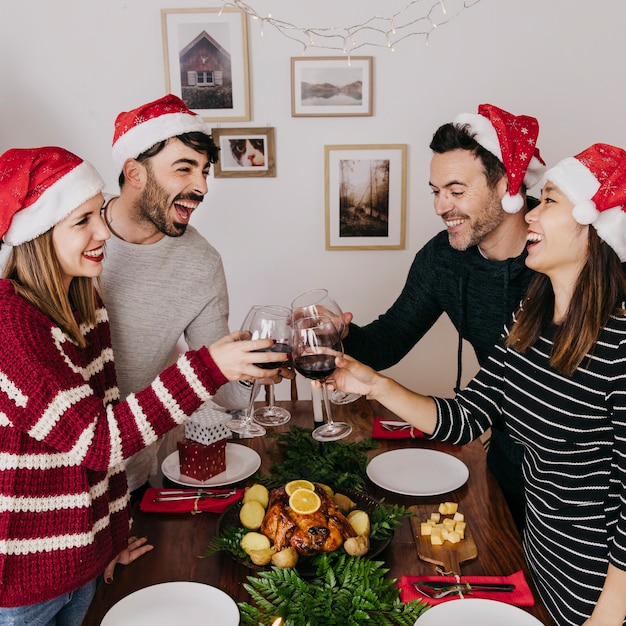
[398, 569, 534, 606]
[139, 487, 243, 514]
[372, 416, 424, 439]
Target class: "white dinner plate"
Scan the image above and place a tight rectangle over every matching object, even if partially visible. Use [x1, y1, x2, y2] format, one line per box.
[414, 598, 543, 625]
[162, 443, 261, 487]
[101, 581, 239, 625]
[366, 448, 469, 496]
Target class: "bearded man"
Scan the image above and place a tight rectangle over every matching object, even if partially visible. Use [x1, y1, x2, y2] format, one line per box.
[101, 95, 254, 501]
[343, 104, 545, 532]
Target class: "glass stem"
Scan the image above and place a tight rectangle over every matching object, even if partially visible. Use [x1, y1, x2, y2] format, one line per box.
[244, 381, 259, 425]
[267, 384, 275, 409]
[321, 382, 335, 427]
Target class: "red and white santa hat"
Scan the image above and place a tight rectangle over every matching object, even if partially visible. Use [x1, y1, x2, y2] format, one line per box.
[112, 94, 210, 171]
[454, 104, 546, 214]
[0, 146, 104, 247]
[543, 143, 626, 261]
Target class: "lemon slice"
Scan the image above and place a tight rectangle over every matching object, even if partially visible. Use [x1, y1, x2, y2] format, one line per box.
[285, 479, 315, 496]
[289, 488, 321, 515]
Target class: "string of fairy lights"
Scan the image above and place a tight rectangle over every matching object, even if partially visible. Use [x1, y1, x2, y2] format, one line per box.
[218, 0, 483, 55]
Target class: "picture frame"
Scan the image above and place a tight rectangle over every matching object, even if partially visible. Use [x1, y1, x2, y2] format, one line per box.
[325, 144, 407, 250]
[211, 127, 276, 178]
[291, 56, 373, 117]
[161, 8, 251, 122]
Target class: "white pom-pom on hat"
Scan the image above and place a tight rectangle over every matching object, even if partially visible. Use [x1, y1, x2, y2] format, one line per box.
[502, 192, 524, 214]
[572, 200, 599, 225]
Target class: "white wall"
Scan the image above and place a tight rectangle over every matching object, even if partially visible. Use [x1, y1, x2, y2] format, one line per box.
[2, 0, 625, 399]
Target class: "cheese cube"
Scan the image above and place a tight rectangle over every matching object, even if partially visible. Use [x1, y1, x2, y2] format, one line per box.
[420, 522, 434, 536]
[447, 531, 461, 544]
[453, 512, 465, 522]
[438, 502, 458, 515]
[429, 512, 441, 523]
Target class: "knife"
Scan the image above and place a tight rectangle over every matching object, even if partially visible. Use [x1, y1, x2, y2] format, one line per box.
[412, 581, 515, 592]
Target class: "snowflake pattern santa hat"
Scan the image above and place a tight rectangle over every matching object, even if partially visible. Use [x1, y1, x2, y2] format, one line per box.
[543, 143, 626, 262]
[0, 146, 104, 247]
[454, 103, 546, 214]
[112, 94, 210, 171]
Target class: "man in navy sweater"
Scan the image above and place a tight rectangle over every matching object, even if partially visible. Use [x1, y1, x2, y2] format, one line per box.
[343, 104, 545, 531]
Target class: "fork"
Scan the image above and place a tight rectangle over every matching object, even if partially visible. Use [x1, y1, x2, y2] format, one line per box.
[153, 489, 237, 502]
[412, 581, 515, 599]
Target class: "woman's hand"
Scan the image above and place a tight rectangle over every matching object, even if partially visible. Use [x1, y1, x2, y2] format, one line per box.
[104, 536, 153, 584]
[330, 354, 381, 397]
[208, 331, 289, 382]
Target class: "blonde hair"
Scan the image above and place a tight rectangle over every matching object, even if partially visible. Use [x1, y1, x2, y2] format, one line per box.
[2, 231, 99, 347]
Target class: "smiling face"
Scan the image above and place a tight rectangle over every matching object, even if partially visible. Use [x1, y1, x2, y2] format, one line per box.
[525, 182, 588, 283]
[51, 193, 109, 291]
[135, 138, 210, 237]
[429, 149, 508, 251]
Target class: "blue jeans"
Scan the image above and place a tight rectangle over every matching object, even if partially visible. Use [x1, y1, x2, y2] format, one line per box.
[0, 578, 97, 626]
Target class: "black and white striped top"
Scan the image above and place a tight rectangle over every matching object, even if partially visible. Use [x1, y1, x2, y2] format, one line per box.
[432, 312, 626, 626]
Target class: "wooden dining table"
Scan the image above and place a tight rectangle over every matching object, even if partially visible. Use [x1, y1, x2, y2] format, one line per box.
[81, 398, 555, 625]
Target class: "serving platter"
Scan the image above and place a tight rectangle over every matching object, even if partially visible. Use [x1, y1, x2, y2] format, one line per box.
[215, 487, 392, 576]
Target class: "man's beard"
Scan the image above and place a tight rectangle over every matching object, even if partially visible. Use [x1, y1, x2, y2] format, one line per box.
[448, 188, 505, 251]
[135, 168, 201, 238]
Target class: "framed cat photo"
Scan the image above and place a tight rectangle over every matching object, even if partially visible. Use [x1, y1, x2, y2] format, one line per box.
[325, 144, 407, 250]
[161, 8, 251, 122]
[211, 127, 276, 178]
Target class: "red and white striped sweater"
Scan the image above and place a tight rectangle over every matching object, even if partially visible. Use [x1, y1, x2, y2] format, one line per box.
[0, 279, 227, 606]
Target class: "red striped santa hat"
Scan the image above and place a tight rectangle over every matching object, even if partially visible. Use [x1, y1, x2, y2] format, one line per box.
[543, 143, 626, 262]
[0, 146, 104, 246]
[112, 94, 210, 171]
[454, 104, 546, 214]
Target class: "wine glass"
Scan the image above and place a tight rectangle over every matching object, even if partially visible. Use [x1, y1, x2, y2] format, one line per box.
[291, 288, 361, 405]
[227, 305, 291, 437]
[291, 315, 352, 442]
[250, 306, 292, 427]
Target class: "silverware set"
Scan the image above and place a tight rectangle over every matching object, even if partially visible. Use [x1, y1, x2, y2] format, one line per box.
[152, 488, 237, 502]
[380, 420, 414, 432]
[411, 581, 515, 599]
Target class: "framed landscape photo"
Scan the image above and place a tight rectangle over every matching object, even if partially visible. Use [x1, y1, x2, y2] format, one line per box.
[291, 56, 373, 117]
[161, 8, 251, 121]
[325, 144, 407, 250]
[211, 127, 276, 178]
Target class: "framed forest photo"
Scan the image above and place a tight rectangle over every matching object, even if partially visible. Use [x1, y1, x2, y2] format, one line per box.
[162, 8, 251, 121]
[325, 144, 407, 250]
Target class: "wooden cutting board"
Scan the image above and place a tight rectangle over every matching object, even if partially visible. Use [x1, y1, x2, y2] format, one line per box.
[409, 505, 477, 574]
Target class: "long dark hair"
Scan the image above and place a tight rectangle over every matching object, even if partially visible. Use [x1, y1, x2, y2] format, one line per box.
[506, 228, 626, 375]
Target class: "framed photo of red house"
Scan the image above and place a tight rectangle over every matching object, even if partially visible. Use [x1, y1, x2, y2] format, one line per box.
[325, 144, 407, 250]
[211, 127, 276, 178]
[161, 8, 251, 122]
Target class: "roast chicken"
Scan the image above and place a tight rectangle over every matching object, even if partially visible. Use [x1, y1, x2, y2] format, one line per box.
[261, 485, 357, 555]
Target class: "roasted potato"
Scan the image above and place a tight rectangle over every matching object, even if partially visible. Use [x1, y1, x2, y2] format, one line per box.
[243, 483, 269, 509]
[241, 531, 271, 554]
[332, 493, 357, 514]
[271, 546, 298, 569]
[347, 509, 371, 537]
[248, 547, 276, 566]
[239, 500, 266, 530]
[344, 535, 370, 557]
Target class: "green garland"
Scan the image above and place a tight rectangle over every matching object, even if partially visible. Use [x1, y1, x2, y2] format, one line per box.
[257, 426, 377, 491]
[238, 553, 428, 625]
